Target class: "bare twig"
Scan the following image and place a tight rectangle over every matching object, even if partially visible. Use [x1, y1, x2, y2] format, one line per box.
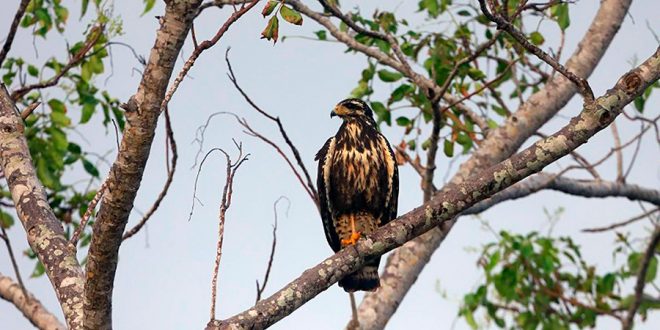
[70, 180, 108, 246]
[10, 24, 105, 101]
[209, 143, 249, 320]
[582, 208, 659, 233]
[225, 51, 319, 205]
[122, 107, 178, 240]
[611, 121, 624, 182]
[0, 226, 28, 301]
[478, 0, 595, 102]
[0, 0, 30, 67]
[255, 196, 289, 303]
[162, 0, 259, 111]
[622, 226, 660, 330]
[19, 102, 40, 119]
[317, 0, 388, 41]
[347, 292, 360, 330]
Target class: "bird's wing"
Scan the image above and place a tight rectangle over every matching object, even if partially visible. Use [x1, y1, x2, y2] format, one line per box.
[378, 134, 399, 224]
[316, 137, 341, 252]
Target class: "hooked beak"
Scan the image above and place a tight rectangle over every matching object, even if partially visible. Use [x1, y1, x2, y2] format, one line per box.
[330, 110, 337, 118]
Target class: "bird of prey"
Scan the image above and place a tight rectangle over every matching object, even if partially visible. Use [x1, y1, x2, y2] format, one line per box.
[315, 98, 399, 292]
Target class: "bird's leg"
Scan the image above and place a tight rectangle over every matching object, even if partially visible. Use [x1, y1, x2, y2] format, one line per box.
[342, 214, 361, 246]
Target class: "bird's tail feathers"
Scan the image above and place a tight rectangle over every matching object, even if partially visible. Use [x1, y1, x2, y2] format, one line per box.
[339, 257, 380, 292]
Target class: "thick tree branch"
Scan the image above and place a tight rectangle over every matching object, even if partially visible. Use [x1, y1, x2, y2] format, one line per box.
[0, 0, 30, 67]
[463, 173, 660, 215]
[0, 85, 84, 328]
[209, 44, 660, 330]
[0, 273, 66, 330]
[83, 1, 203, 328]
[356, 1, 633, 326]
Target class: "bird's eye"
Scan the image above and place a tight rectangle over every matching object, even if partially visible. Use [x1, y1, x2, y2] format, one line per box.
[343, 100, 364, 111]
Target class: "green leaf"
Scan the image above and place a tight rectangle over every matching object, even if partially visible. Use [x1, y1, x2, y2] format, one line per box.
[551, 3, 570, 31]
[27, 64, 39, 77]
[82, 158, 100, 178]
[633, 96, 645, 113]
[143, 0, 156, 15]
[467, 67, 486, 80]
[36, 158, 58, 189]
[315, 30, 327, 40]
[443, 139, 454, 157]
[350, 80, 371, 98]
[530, 31, 545, 46]
[371, 101, 391, 126]
[51, 112, 71, 127]
[31, 261, 45, 278]
[420, 0, 440, 18]
[457, 10, 471, 17]
[80, 103, 95, 124]
[396, 116, 411, 127]
[81, 0, 90, 17]
[48, 99, 66, 113]
[280, 6, 303, 25]
[377, 69, 403, 82]
[262, 1, 278, 17]
[389, 84, 414, 104]
[0, 210, 14, 228]
[261, 15, 279, 43]
[646, 256, 657, 283]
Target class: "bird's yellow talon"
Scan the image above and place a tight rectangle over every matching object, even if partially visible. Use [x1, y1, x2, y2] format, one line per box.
[341, 231, 361, 246]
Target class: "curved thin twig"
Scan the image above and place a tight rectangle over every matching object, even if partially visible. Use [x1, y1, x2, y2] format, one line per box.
[122, 107, 178, 240]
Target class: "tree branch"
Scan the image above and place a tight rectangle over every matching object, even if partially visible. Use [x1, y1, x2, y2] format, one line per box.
[161, 0, 259, 111]
[462, 174, 660, 215]
[355, 1, 634, 326]
[122, 107, 178, 241]
[208, 43, 660, 330]
[622, 225, 660, 330]
[0, 0, 30, 67]
[478, 0, 595, 102]
[209, 144, 249, 321]
[0, 85, 84, 328]
[83, 1, 203, 328]
[225, 51, 319, 204]
[0, 273, 66, 330]
[10, 24, 105, 101]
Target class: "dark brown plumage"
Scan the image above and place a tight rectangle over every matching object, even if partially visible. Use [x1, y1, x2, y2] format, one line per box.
[315, 98, 399, 292]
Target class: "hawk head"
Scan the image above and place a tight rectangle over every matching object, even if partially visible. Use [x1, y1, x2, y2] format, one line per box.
[331, 98, 374, 120]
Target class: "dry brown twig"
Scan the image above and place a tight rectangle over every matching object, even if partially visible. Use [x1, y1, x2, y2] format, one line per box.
[161, 0, 260, 112]
[70, 178, 108, 246]
[0, 226, 28, 301]
[0, 0, 30, 67]
[582, 208, 659, 233]
[225, 50, 319, 204]
[478, 0, 595, 103]
[622, 226, 660, 330]
[10, 24, 106, 101]
[122, 107, 178, 240]
[207, 142, 249, 321]
[255, 196, 289, 303]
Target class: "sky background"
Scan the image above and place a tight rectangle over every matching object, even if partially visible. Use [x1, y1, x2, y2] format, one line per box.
[1, 1, 659, 329]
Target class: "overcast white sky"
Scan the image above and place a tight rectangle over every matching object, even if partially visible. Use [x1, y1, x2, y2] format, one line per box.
[1, 1, 659, 329]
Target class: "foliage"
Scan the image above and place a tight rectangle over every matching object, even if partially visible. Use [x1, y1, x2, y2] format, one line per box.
[260, 1, 304, 43]
[459, 231, 660, 329]
[1, 0, 125, 275]
[308, 0, 577, 157]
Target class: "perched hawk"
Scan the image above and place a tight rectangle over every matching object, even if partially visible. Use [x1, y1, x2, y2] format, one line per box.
[315, 98, 399, 292]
